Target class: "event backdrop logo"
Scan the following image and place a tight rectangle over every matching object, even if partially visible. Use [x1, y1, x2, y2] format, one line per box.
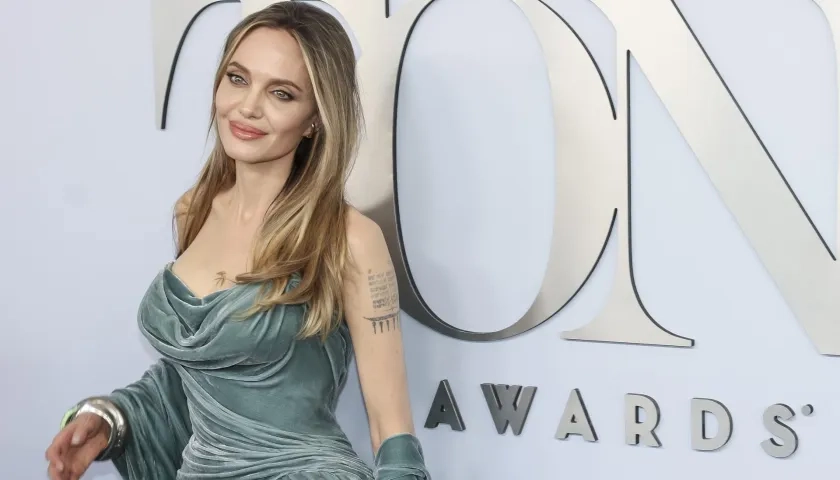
[150, 0, 840, 460]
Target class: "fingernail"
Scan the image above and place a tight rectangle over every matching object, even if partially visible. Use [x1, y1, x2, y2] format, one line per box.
[71, 433, 81, 445]
[57, 461, 64, 472]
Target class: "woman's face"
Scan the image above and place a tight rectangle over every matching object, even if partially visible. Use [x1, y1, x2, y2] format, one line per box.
[215, 27, 317, 164]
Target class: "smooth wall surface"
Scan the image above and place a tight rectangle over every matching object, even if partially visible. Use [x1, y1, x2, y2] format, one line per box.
[2, 0, 838, 479]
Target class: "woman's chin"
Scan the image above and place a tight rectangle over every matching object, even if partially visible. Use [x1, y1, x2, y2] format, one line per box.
[221, 140, 270, 164]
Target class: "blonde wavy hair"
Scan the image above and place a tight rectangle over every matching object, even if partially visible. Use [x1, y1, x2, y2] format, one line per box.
[174, 2, 363, 340]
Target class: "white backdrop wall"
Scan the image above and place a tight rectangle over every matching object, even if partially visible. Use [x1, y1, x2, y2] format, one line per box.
[2, 0, 838, 479]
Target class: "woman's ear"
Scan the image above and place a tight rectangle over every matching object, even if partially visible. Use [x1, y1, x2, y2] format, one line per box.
[305, 117, 320, 138]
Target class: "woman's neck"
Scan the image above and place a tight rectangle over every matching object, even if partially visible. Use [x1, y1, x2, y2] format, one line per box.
[223, 157, 293, 224]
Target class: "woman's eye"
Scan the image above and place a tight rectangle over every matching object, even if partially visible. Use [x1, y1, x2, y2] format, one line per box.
[226, 73, 245, 85]
[273, 90, 292, 100]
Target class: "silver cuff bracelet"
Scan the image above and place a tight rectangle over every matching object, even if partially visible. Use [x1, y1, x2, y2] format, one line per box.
[63, 396, 129, 461]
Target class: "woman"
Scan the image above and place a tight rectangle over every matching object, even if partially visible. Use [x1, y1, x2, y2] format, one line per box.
[44, 3, 430, 479]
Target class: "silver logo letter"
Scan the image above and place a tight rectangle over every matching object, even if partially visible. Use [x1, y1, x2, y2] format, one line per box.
[555, 389, 598, 442]
[625, 394, 662, 447]
[553, 0, 840, 354]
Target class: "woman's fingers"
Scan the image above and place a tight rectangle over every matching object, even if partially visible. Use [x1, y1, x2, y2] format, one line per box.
[68, 436, 108, 479]
[47, 461, 65, 480]
[45, 425, 75, 473]
[69, 413, 103, 446]
[45, 413, 105, 478]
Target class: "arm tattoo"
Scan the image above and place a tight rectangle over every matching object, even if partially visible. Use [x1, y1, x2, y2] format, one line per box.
[367, 269, 397, 309]
[365, 268, 400, 334]
[364, 312, 400, 334]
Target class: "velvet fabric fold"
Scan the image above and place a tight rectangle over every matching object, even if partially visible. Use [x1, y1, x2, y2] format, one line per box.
[109, 359, 192, 479]
[101, 263, 430, 479]
[374, 434, 430, 480]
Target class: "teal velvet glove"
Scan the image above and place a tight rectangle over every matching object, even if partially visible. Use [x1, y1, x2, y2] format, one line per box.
[374, 433, 431, 479]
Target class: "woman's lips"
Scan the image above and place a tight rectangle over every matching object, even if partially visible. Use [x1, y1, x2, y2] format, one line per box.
[229, 120, 267, 140]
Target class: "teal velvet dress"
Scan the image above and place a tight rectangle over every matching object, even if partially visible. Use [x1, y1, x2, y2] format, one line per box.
[105, 263, 429, 479]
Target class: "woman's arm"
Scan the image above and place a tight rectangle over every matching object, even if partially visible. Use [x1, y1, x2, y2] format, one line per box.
[54, 359, 192, 480]
[108, 359, 192, 479]
[343, 210, 430, 478]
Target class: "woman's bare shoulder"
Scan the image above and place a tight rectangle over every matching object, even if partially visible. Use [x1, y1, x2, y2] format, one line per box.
[174, 187, 196, 232]
[345, 205, 381, 239]
[344, 205, 390, 264]
[175, 188, 196, 214]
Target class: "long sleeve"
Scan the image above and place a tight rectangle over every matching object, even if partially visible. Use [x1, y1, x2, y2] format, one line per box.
[372, 433, 431, 479]
[108, 359, 193, 480]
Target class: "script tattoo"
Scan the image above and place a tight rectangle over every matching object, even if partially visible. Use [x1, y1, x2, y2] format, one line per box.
[369, 268, 398, 309]
[364, 267, 400, 334]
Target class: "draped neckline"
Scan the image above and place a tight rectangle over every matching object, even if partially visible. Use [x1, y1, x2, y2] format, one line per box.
[163, 261, 243, 303]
